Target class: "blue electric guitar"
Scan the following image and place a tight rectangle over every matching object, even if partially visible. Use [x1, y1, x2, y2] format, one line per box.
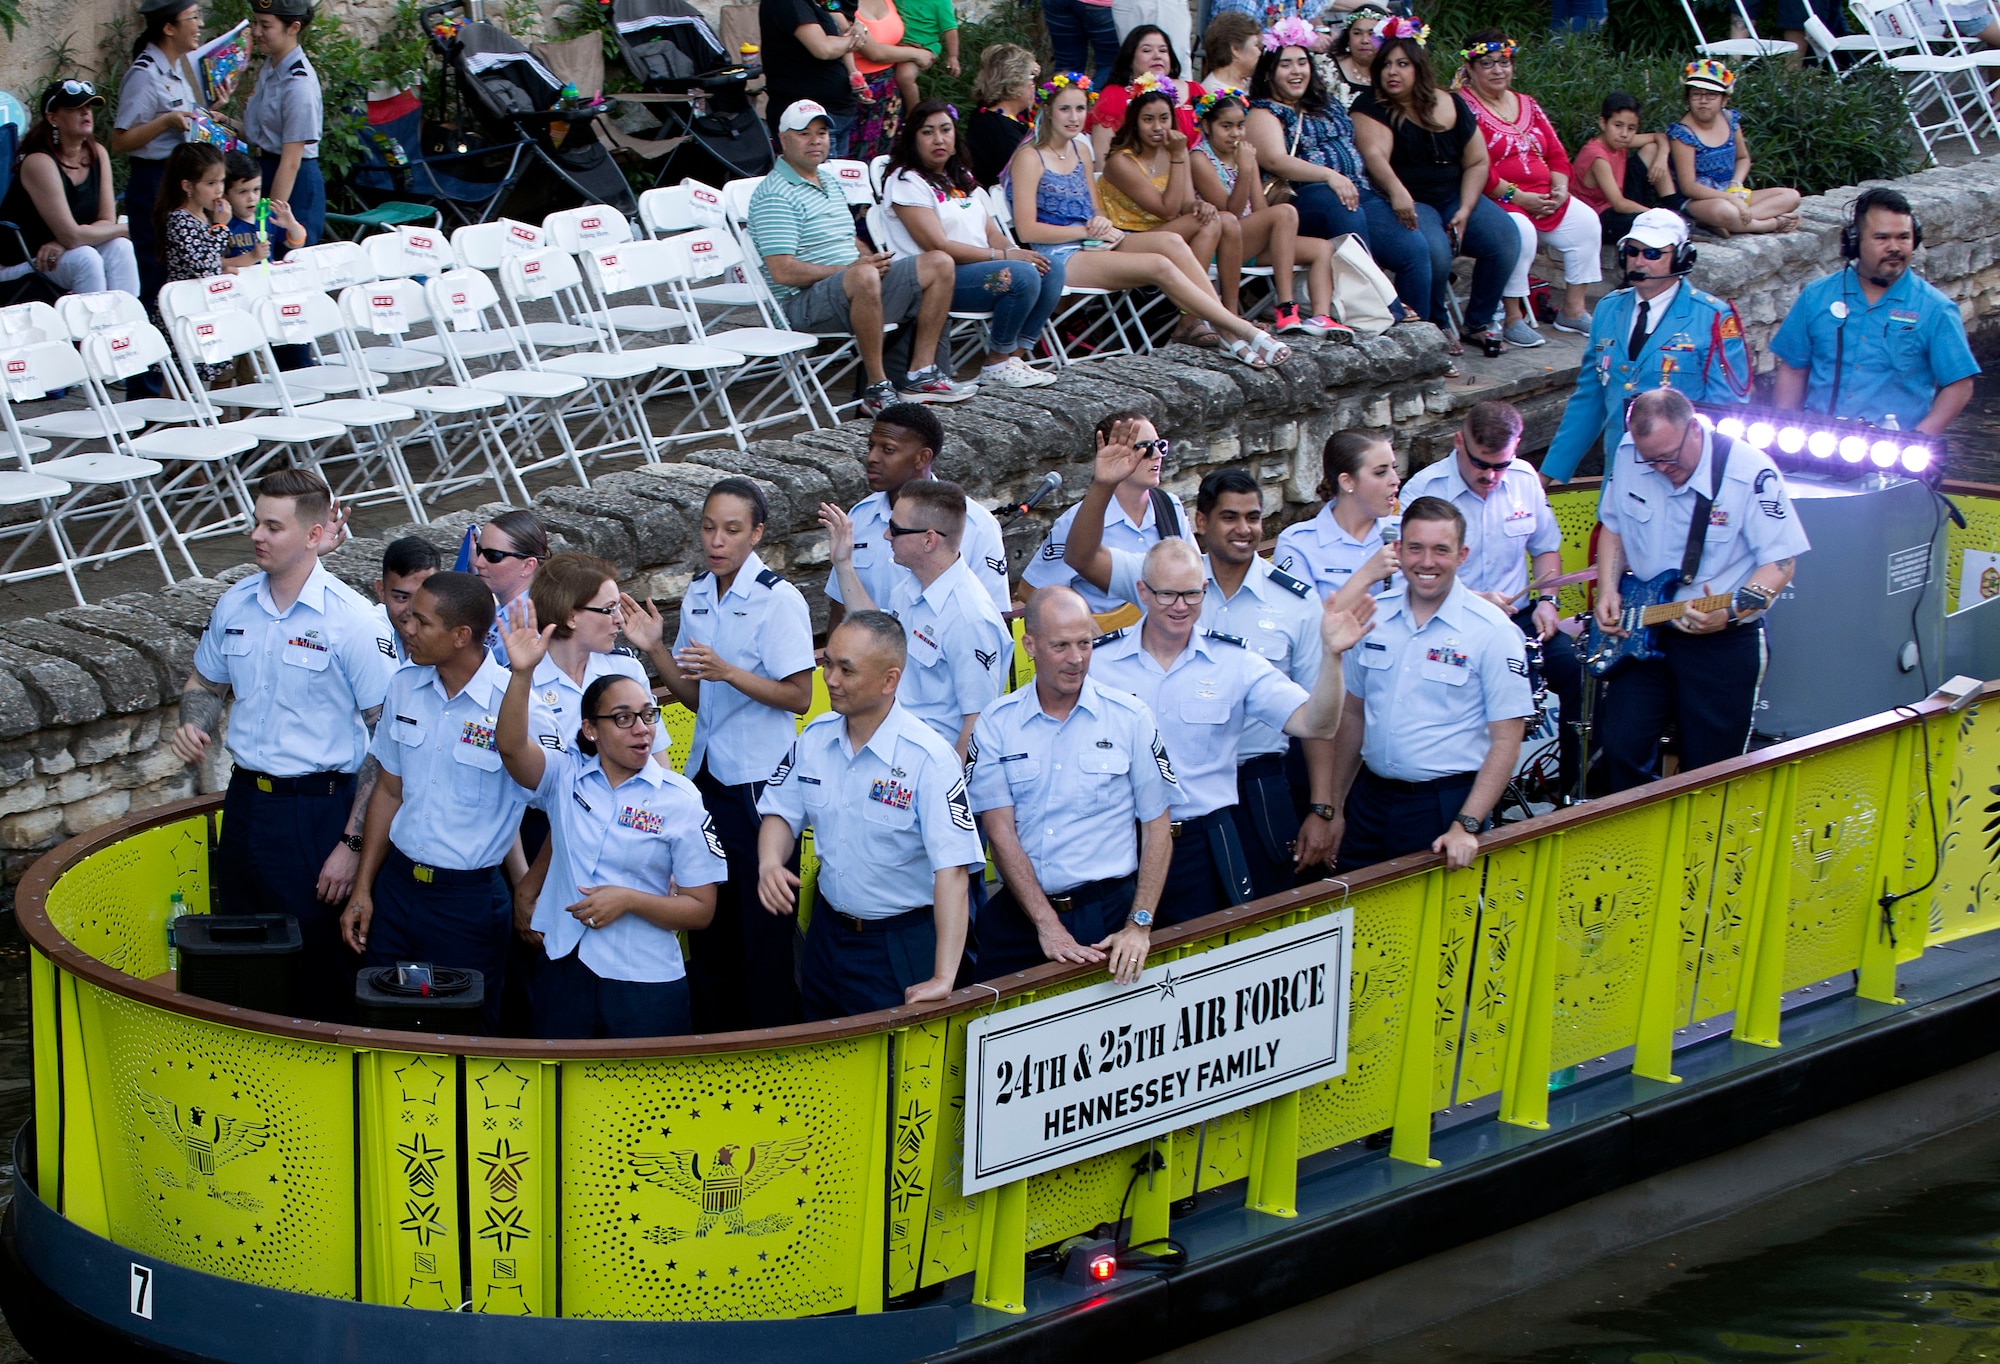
[1581, 571, 1735, 676]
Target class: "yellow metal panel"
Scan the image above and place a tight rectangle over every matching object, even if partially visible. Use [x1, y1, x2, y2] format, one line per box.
[1927, 700, 2000, 946]
[1430, 865, 1482, 1109]
[1011, 616, 1034, 689]
[919, 1013, 981, 1289]
[1783, 737, 1894, 990]
[887, 1019, 951, 1298]
[1546, 487, 1601, 620]
[465, 1058, 551, 1314]
[80, 983, 354, 1297]
[1549, 805, 1670, 1070]
[359, 1051, 461, 1310]
[1690, 770, 1777, 1024]
[1297, 878, 1425, 1158]
[1943, 489, 2000, 612]
[44, 814, 210, 977]
[558, 1037, 887, 1320]
[30, 950, 58, 1206]
[1675, 783, 1730, 1024]
[1453, 840, 1539, 1105]
[659, 701, 697, 774]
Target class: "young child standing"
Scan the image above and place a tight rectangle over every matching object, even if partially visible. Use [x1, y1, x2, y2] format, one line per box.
[219, 150, 304, 271]
[891, 0, 957, 110]
[1570, 91, 1681, 244]
[151, 141, 235, 383]
[1666, 60, 1800, 236]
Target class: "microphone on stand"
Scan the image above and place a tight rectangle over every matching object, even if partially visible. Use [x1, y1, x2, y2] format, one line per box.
[1000, 470, 1063, 525]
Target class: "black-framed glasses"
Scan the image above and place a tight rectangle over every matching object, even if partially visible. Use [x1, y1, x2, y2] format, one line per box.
[574, 603, 618, 616]
[1620, 243, 1670, 260]
[886, 521, 932, 538]
[1141, 582, 1205, 607]
[475, 545, 534, 563]
[590, 709, 658, 730]
[1134, 438, 1170, 458]
[1635, 420, 1697, 468]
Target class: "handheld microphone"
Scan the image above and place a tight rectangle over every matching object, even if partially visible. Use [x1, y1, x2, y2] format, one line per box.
[1000, 470, 1063, 524]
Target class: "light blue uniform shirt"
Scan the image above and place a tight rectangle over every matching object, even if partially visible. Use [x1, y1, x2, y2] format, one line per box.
[1345, 581, 1534, 781]
[1088, 626, 1306, 819]
[888, 556, 1011, 744]
[1598, 428, 1812, 603]
[372, 652, 557, 870]
[371, 602, 413, 668]
[1399, 457, 1561, 603]
[826, 483, 1012, 617]
[530, 751, 726, 982]
[1021, 490, 1195, 613]
[757, 702, 985, 918]
[967, 677, 1177, 894]
[242, 44, 320, 159]
[676, 550, 816, 786]
[1102, 549, 1322, 761]
[192, 561, 396, 776]
[114, 45, 197, 162]
[1273, 502, 1399, 599]
[1768, 267, 1980, 432]
[532, 648, 666, 756]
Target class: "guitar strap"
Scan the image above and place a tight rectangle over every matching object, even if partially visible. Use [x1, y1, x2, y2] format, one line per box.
[1677, 436, 1730, 586]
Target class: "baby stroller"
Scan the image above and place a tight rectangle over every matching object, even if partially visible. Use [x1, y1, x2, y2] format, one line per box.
[425, 2, 638, 218]
[607, 0, 772, 186]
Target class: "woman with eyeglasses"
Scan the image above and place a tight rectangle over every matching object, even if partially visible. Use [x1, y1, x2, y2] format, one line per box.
[519, 554, 666, 763]
[496, 602, 725, 1040]
[0, 82, 138, 300]
[616, 479, 816, 1033]
[1022, 408, 1196, 614]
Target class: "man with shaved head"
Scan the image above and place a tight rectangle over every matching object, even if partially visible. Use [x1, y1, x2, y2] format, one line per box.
[1088, 512, 1376, 928]
[968, 586, 1177, 984]
[756, 610, 987, 1020]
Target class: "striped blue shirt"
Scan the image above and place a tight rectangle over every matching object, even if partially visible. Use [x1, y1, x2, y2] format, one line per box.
[746, 159, 859, 300]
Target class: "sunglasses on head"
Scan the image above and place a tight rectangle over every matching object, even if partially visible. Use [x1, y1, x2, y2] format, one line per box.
[1620, 243, 1671, 260]
[475, 545, 534, 563]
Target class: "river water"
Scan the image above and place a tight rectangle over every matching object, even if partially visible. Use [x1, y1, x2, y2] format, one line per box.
[5, 381, 2000, 1362]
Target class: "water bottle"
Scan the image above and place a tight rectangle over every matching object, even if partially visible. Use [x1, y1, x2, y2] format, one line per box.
[1883, 413, 1901, 431]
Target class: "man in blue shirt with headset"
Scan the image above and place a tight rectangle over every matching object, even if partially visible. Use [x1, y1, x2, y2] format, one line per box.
[1770, 187, 1979, 436]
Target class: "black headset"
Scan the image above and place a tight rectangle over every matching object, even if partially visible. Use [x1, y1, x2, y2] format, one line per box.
[1840, 187, 1923, 260]
[1621, 232, 1697, 282]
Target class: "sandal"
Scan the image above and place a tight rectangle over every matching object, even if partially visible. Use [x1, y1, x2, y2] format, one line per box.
[1175, 318, 1224, 349]
[1225, 336, 1267, 367]
[1250, 330, 1291, 365]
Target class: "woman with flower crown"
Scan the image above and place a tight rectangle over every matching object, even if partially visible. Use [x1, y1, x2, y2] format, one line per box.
[1667, 59, 1800, 236]
[1009, 71, 1293, 366]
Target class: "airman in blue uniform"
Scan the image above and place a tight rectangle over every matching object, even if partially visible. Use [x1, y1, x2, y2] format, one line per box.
[1542, 210, 1752, 484]
[1022, 410, 1196, 614]
[756, 612, 987, 1021]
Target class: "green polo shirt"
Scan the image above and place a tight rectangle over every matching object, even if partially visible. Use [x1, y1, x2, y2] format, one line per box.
[746, 158, 859, 300]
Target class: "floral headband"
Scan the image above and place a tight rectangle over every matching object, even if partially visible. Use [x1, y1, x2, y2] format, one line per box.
[1036, 70, 1097, 104]
[1377, 15, 1429, 44]
[1261, 16, 1318, 51]
[1684, 57, 1735, 89]
[1129, 70, 1179, 102]
[1460, 38, 1516, 61]
[1193, 86, 1245, 119]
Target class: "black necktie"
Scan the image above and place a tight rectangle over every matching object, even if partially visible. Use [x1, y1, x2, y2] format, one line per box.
[1629, 299, 1650, 361]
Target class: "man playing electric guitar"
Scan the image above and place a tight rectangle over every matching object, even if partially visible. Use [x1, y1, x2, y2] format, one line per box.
[1591, 389, 1810, 793]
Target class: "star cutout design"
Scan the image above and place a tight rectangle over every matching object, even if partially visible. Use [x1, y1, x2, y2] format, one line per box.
[1154, 968, 1179, 1002]
[479, 1205, 530, 1251]
[666, 1260, 677, 1271]
[475, 1063, 531, 1111]
[400, 1199, 447, 1246]
[395, 1056, 446, 1107]
[721, 1100, 732, 1111]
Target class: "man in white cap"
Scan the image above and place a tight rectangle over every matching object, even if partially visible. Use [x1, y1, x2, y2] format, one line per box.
[745, 99, 972, 417]
[1541, 208, 1753, 483]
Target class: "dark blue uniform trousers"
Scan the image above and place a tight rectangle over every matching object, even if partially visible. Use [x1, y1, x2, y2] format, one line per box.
[217, 767, 357, 1023]
[1601, 620, 1767, 794]
[534, 948, 692, 1039]
[689, 766, 803, 1031]
[1160, 809, 1255, 926]
[365, 847, 512, 1034]
[1335, 767, 1479, 873]
[800, 895, 937, 1022]
[976, 874, 1136, 981]
[1235, 752, 1303, 900]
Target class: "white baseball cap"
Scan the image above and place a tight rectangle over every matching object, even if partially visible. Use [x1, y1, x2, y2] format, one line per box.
[778, 100, 834, 133]
[1620, 208, 1689, 252]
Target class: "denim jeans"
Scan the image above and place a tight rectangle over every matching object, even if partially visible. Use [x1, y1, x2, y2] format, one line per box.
[1043, 0, 1122, 87]
[952, 259, 1064, 354]
[1361, 189, 1518, 329]
[1353, 188, 1440, 324]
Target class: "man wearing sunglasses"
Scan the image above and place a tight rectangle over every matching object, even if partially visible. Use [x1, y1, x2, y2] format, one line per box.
[1542, 209, 1752, 484]
[1022, 410, 1197, 615]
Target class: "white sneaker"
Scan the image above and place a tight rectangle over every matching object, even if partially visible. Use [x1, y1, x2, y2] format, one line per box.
[982, 356, 1057, 388]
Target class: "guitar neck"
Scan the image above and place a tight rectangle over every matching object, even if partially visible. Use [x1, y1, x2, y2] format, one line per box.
[1634, 592, 1732, 627]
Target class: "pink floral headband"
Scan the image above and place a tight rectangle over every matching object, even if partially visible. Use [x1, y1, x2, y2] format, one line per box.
[1261, 17, 1317, 51]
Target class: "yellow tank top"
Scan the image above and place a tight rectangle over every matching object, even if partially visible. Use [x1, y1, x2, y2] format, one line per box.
[1099, 149, 1170, 233]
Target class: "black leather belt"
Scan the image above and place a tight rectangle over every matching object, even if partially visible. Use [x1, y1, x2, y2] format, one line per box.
[230, 767, 351, 798]
[1237, 752, 1288, 776]
[386, 845, 500, 889]
[1363, 768, 1476, 795]
[827, 904, 930, 934]
[1045, 874, 1127, 914]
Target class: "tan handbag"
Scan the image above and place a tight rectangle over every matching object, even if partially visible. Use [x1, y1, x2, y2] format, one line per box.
[1260, 107, 1306, 208]
[1328, 232, 1398, 337]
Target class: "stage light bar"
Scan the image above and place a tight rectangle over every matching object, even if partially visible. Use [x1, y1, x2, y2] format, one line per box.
[1686, 405, 1946, 487]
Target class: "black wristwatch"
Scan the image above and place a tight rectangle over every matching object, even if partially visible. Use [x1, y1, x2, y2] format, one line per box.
[1455, 814, 1481, 835]
[341, 833, 364, 852]
[1309, 803, 1338, 821]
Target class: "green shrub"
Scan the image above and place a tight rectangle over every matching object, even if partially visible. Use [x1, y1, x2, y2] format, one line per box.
[916, 0, 1047, 107]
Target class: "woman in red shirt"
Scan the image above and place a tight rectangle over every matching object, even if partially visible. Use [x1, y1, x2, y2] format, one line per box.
[1458, 29, 1599, 347]
[1089, 24, 1204, 159]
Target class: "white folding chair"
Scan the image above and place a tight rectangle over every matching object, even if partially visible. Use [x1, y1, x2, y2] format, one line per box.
[544, 204, 691, 340]
[1804, 10, 1915, 71]
[424, 268, 592, 494]
[825, 158, 879, 207]
[1856, 0, 1992, 152]
[0, 339, 182, 599]
[1678, 0, 1796, 58]
[868, 154, 890, 198]
[989, 190, 1149, 366]
[52, 291, 209, 424]
[498, 248, 663, 466]
[281, 241, 445, 385]
[643, 181, 766, 329]
[574, 239, 752, 452]
[337, 279, 518, 507]
[450, 219, 606, 351]
[659, 229, 825, 433]
[0, 301, 150, 453]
